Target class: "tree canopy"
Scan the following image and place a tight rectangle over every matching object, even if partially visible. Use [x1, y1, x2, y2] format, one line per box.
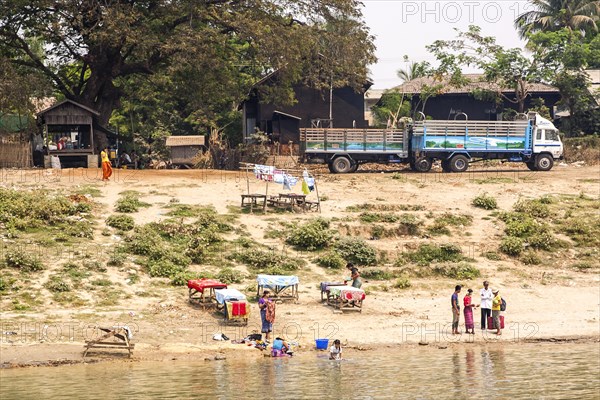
[0, 0, 375, 147]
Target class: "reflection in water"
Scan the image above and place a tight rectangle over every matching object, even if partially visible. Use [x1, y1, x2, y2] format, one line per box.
[1, 343, 599, 400]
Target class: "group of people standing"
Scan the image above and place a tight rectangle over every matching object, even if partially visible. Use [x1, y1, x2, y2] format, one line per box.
[452, 280, 504, 336]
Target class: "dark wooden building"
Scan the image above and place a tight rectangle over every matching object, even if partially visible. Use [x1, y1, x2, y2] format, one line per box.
[392, 74, 561, 121]
[241, 72, 371, 144]
[37, 99, 100, 168]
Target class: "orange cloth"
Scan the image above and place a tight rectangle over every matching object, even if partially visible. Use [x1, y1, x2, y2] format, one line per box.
[102, 161, 113, 180]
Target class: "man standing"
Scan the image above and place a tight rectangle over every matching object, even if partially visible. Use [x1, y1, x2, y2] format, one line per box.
[480, 281, 493, 330]
[451, 285, 462, 335]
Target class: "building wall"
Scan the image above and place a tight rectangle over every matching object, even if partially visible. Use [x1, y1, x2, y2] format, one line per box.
[414, 92, 561, 120]
[170, 146, 202, 164]
[244, 84, 368, 142]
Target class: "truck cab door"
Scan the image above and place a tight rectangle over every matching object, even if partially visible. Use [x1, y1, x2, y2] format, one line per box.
[533, 128, 563, 159]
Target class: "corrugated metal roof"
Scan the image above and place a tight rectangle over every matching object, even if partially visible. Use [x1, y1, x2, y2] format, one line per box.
[36, 99, 100, 116]
[393, 74, 558, 94]
[165, 135, 205, 147]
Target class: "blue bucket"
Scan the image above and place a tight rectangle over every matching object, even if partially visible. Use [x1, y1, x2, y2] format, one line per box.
[315, 338, 329, 350]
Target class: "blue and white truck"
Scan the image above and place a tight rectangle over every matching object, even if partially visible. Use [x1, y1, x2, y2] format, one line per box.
[300, 112, 563, 173]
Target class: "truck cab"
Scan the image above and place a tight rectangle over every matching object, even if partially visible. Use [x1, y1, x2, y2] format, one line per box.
[529, 113, 563, 171]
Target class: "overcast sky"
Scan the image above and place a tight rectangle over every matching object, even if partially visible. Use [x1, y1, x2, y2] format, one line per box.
[362, 0, 532, 89]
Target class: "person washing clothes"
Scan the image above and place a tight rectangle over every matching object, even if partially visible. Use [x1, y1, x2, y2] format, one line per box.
[272, 337, 291, 357]
[329, 339, 342, 360]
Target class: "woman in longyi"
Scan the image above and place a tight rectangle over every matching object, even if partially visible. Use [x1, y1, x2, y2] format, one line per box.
[101, 147, 113, 181]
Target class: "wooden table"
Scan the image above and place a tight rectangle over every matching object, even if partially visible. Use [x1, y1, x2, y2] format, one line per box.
[241, 193, 267, 212]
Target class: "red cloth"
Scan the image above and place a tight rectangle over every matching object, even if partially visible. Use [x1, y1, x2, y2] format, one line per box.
[232, 301, 246, 316]
[187, 279, 227, 292]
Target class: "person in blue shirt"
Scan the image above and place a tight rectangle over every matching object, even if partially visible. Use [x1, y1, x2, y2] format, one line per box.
[451, 285, 462, 335]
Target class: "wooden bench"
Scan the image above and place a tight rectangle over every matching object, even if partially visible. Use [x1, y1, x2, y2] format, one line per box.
[241, 193, 267, 212]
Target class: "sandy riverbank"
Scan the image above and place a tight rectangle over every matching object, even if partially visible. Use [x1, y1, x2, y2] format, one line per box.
[1, 164, 599, 367]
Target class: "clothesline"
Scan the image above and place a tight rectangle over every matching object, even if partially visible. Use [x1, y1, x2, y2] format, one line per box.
[238, 162, 321, 213]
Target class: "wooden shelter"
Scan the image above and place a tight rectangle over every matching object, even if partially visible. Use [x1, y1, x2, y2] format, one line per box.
[165, 135, 206, 166]
[37, 99, 100, 168]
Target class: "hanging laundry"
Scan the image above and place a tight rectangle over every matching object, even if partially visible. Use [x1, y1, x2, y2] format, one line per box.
[282, 174, 298, 190]
[253, 164, 275, 181]
[301, 180, 310, 195]
[303, 170, 315, 192]
[273, 169, 285, 184]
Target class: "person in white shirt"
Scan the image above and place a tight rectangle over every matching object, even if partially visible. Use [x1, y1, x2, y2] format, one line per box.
[480, 281, 493, 330]
[329, 339, 342, 360]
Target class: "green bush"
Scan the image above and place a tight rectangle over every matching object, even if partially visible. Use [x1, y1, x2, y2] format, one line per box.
[286, 218, 334, 250]
[126, 226, 162, 255]
[106, 214, 135, 231]
[359, 212, 399, 223]
[334, 237, 377, 265]
[393, 277, 412, 289]
[472, 193, 497, 210]
[572, 261, 595, 271]
[528, 231, 558, 251]
[315, 251, 346, 269]
[185, 236, 212, 263]
[436, 213, 473, 227]
[500, 237, 524, 256]
[46, 276, 71, 293]
[426, 221, 451, 236]
[397, 214, 421, 236]
[433, 262, 480, 280]
[483, 251, 502, 261]
[514, 199, 551, 218]
[146, 259, 187, 278]
[404, 243, 464, 266]
[62, 220, 94, 238]
[108, 249, 127, 267]
[234, 248, 304, 272]
[217, 268, 245, 284]
[361, 268, 397, 280]
[90, 278, 112, 286]
[5, 249, 45, 272]
[520, 252, 542, 265]
[115, 194, 150, 213]
[0, 189, 92, 231]
[504, 217, 539, 238]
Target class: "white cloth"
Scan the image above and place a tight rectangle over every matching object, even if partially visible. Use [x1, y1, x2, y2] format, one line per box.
[480, 288, 493, 309]
[330, 345, 342, 359]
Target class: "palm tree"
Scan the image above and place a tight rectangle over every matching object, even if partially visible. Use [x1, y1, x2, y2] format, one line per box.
[515, 0, 600, 38]
[397, 61, 428, 82]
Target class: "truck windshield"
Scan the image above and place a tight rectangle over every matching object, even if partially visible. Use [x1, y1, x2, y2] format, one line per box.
[545, 130, 559, 141]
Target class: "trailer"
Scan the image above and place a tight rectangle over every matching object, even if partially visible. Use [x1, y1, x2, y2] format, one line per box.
[300, 113, 563, 173]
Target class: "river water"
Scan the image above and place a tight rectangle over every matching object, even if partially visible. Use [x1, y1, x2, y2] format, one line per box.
[1, 343, 599, 399]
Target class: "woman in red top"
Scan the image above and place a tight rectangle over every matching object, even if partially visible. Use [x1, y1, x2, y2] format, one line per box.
[463, 289, 478, 334]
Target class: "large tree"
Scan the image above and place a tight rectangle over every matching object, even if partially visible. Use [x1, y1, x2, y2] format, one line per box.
[0, 0, 374, 147]
[515, 0, 600, 39]
[427, 26, 551, 114]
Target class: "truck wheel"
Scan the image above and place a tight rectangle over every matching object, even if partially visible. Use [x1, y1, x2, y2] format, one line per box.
[331, 156, 353, 174]
[449, 154, 469, 172]
[535, 154, 554, 171]
[441, 159, 452, 173]
[327, 162, 336, 173]
[413, 157, 432, 172]
[526, 161, 536, 171]
[349, 162, 359, 173]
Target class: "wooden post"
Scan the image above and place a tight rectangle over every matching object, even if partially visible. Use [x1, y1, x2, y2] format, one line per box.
[264, 179, 269, 212]
[313, 172, 322, 213]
